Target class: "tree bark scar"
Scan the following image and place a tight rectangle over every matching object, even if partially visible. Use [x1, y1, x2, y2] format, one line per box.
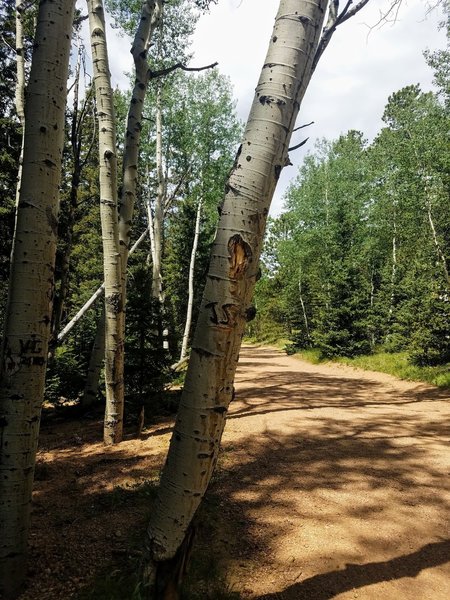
[228, 234, 252, 279]
[105, 292, 122, 313]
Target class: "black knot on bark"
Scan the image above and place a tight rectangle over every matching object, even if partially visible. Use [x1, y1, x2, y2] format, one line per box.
[245, 306, 257, 322]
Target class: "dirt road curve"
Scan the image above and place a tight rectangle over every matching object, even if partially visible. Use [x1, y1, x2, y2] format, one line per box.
[220, 345, 450, 599]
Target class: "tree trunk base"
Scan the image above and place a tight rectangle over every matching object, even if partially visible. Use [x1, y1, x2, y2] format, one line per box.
[142, 525, 195, 599]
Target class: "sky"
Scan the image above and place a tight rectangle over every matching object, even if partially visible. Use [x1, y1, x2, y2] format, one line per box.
[88, 0, 447, 215]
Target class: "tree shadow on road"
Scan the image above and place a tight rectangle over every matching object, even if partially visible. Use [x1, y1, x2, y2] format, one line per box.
[253, 539, 450, 600]
[26, 346, 450, 599]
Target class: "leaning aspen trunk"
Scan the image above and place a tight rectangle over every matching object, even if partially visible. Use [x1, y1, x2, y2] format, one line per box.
[143, 0, 327, 594]
[179, 198, 202, 364]
[87, 0, 125, 445]
[0, 1, 75, 596]
[56, 228, 149, 344]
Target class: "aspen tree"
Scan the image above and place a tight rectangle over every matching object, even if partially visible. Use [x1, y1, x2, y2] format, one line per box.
[118, 0, 162, 295]
[0, 0, 75, 596]
[178, 197, 202, 364]
[83, 1, 162, 428]
[143, 0, 328, 591]
[87, 0, 125, 444]
[151, 83, 165, 303]
[14, 0, 25, 208]
[143, 0, 373, 595]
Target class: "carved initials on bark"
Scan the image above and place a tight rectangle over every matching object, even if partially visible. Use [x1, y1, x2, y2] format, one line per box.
[19, 338, 43, 355]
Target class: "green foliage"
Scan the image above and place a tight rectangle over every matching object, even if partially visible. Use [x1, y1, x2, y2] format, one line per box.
[45, 347, 87, 403]
[124, 255, 171, 416]
[256, 78, 450, 369]
[161, 69, 241, 354]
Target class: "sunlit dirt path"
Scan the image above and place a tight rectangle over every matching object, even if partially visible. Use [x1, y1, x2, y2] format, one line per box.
[20, 344, 450, 600]
[219, 345, 450, 599]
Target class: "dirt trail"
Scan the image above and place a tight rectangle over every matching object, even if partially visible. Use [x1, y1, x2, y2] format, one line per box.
[20, 344, 450, 599]
[221, 345, 450, 599]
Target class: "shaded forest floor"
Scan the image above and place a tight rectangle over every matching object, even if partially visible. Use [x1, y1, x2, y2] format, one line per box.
[20, 345, 450, 599]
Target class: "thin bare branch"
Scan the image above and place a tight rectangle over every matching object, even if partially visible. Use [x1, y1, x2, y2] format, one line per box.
[149, 61, 218, 80]
[312, 0, 371, 74]
[293, 120, 314, 132]
[338, 0, 371, 25]
[288, 137, 309, 152]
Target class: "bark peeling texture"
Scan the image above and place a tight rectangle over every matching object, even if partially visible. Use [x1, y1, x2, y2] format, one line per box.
[144, 0, 327, 589]
[87, 0, 124, 445]
[0, 0, 75, 596]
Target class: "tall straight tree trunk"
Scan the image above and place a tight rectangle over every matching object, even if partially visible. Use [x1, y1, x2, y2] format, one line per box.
[388, 209, 397, 320]
[147, 192, 157, 268]
[118, 0, 162, 294]
[179, 198, 202, 363]
[80, 230, 149, 406]
[298, 267, 310, 340]
[152, 83, 165, 304]
[143, 0, 328, 594]
[14, 0, 26, 209]
[87, 0, 124, 445]
[0, 1, 75, 596]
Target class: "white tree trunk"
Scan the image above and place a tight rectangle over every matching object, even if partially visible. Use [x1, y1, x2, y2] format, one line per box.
[51, 46, 83, 346]
[118, 0, 161, 289]
[388, 213, 397, 319]
[179, 198, 202, 363]
[426, 195, 450, 288]
[152, 84, 165, 303]
[146, 194, 157, 267]
[0, 1, 75, 595]
[14, 0, 26, 210]
[143, 0, 328, 591]
[87, 0, 124, 445]
[298, 267, 310, 339]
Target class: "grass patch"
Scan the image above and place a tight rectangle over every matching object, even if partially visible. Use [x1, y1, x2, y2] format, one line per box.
[338, 351, 450, 388]
[291, 347, 323, 365]
[290, 346, 450, 388]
